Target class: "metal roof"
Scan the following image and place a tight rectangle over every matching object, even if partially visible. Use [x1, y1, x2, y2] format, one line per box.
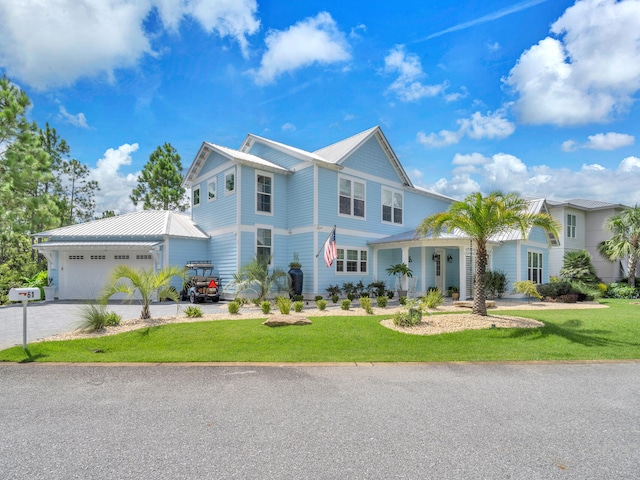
[34, 210, 209, 239]
[34, 241, 161, 250]
[241, 134, 327, 163]
[546, 198, 628, 210]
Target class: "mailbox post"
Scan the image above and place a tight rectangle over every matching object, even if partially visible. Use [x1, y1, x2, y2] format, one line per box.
[8, 288, 41, 350]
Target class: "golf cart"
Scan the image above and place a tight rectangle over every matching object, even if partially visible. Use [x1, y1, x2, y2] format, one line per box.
[181, 261, 220, 303]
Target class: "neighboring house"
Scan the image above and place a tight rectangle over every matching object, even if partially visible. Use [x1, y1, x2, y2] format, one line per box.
[33, 210, 208, 299]
[33, 126, 630, 300]
[546, 199, 629, 283]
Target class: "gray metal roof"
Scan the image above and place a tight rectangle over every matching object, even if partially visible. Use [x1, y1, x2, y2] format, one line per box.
[313, 126, 379, 164]
[546, 198, 627, 210]
[34, 210, 208, 239]
[34, 241, 161, 250]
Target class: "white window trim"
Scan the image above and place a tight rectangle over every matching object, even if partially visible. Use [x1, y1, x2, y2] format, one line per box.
[224, 168, 236, 195]
[567, 214, 576, 238]
[381, 186, 404, 225]
[335, 246, 368, 275]
[255, 171, 274, 216]
[338, 174, 366, 220]
[207, 177, 217, 202]
[527, 251, 543, 284]
[256, 227, 272, 266]
[192, 186, 201, 208]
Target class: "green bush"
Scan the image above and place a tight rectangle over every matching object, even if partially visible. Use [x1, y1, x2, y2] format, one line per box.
[359, 296, 373, 314]
[277, 296, 291, 314]
[376, 295, 388, 308]
[292, 294, 304, 302]
[314, 295, 323, 301]
[184, 305, 203, 318]
[331, 294, 339, 304]
[341, 299, 351, 310]
[399, 295, 407, 305]
[261, 301, 271, 314]
[485, 270, 508, 299]
[423, 289, 443, 309]
[392, 311, 421, 327]
[228, 301, 241, 314]
[367, 281, 386, 297]
[604, 282, 639, 299]
[315, 299, 327, 310]
[76, 304, 122, 332]
[293, 301, 304, 312]
[536, 281, 573, 299]
[514, 281, 543, 302]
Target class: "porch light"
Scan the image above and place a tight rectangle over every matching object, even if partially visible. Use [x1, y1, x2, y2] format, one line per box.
[447, 255, 453, 263]
[432, 253, 440, 261]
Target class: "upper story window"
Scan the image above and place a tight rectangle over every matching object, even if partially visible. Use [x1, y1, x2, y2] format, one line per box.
[339, 176, 365, 218]
[256, 228, 272, 264]
[208, 178, 217, 202]
[225, 169, 236, 195]
[567, 214, 576, 238]
[256, 172, 272, 214]
[528, 251, 543, 283]
[193, 187, 201, 207]
[336, 248, 367, 274]
[382, 188, 403, 224]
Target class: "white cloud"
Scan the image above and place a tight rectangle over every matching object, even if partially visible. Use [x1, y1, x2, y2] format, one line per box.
[417, 110, 515, 147]
[89, 143, 141, 215]
[384, 46, 446, 102]
[58, 105, 88, 129]
[0, 0, 260, 90]
[252, 12, 350, 85]
[281, 122, 296, 132]
[561, 140, 578, 152]
[585, 132, 635, 150]
[505, 0, 640, 125]
[421, 150, 640, 205]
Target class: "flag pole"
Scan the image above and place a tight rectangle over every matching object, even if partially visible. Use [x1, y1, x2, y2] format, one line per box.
[315, 225, 336, 258]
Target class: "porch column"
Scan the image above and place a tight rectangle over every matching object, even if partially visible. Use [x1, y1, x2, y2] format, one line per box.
[401, 246, 410, 290]
[458, 246, 467, 301]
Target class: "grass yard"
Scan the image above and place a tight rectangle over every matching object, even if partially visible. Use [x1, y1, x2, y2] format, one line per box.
[1, 299, 638, 363]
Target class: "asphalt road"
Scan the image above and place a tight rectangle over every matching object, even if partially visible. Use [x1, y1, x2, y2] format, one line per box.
[1, 362, 638, 479]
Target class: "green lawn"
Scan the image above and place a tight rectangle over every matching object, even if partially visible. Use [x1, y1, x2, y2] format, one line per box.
[1, 299, 638, 363]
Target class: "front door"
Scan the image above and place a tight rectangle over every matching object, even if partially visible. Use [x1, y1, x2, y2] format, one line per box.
[435, 249, 445, 293]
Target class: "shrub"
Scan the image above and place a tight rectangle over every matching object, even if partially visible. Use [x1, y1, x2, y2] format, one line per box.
[76, 304, 122, 332]
[331, 294, 339, 304]
[314, 295, 323, 301]
[604, 282, 639, 299]
[184, 305, 203, 318]
[277, 296, 291, 314]
[485, 270, 508, 299]
[392, 311, 421, 327]
[341, 299, 351, 311]
[261, 301, 271, 314]
[342, 282, 357, 299]
[367, 281, 386, 298]
[292, 294, 304, 302]
[360, 296, 373, 314]
[326, 284, 341, 298]
[399, 295, 407, 305]
[514, 281, 543, 302]
[315, 299, 327, 310]
[536, 281, 572, 300]
[386, 290, 395, 300]
[423, 289, 443, 309]
[293, 301, 304, 312]
[228, 301, 240, 314]
[376, 295, 388, 308]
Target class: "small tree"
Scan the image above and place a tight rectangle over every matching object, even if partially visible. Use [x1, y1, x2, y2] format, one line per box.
[130, 143, 189, 211]
[98, 265, 186, 319]
[513, 280, 542, 303]
[229, 256, 289, 302]
[598, 205, 640, 287]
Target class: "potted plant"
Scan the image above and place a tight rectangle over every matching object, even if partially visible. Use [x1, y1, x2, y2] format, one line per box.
[288, 253, 303, 299]
[448, 286, 460, 301]
[43, 277, 55, 301]
[385, 263, 413, 297]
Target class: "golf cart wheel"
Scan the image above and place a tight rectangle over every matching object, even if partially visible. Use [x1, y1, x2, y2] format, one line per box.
[190, 292, 197, 304]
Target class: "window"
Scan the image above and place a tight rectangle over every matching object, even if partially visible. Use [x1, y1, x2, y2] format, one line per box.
[567, 214, 576, 238]
[339, 176, 365, 218]
[114, 255, 130, 260]
[208, 178, 217, 201]
[256, 228, 272, 263]
[528, 251, 543, 283]
[336, 248, 367, 273]
[225, 169, 235, 194]
[90, 255, 105, 260]
[382, 188, 403, 224]
[193, 187, 200, 207]
[256, 173, 272, 214]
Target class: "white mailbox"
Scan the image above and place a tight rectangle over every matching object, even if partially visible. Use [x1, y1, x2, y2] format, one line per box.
[8, 287, 41, 302]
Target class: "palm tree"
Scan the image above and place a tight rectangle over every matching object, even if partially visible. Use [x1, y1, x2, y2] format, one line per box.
[597, 205, 640, 287]
[229, 256, 289, 302]
[98, 265, 186, 319]
[417, 191, 560, 316]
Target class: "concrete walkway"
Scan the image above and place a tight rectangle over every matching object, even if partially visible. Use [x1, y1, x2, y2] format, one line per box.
[0, 299, 228, 350]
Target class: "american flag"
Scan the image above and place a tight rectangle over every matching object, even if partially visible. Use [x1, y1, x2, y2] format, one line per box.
[323, 227, 337, 267]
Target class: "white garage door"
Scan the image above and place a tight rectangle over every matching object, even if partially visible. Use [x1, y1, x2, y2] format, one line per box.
[59, 251, 154, 300]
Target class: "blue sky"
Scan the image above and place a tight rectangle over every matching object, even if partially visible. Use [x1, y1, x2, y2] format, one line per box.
[2, 0, 640, 215]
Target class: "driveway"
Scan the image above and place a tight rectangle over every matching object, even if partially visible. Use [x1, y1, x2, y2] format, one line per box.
[0, 362, 638, 479]
[0, 300, 228, 350]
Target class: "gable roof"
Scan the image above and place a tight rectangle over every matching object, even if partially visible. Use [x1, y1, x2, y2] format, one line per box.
[314, 126, 413, 187]
[34, 210, 208, 240]
[240, 134, 326, 163]
[183, 142, 289, 188]
[546, 198, 627, 211]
